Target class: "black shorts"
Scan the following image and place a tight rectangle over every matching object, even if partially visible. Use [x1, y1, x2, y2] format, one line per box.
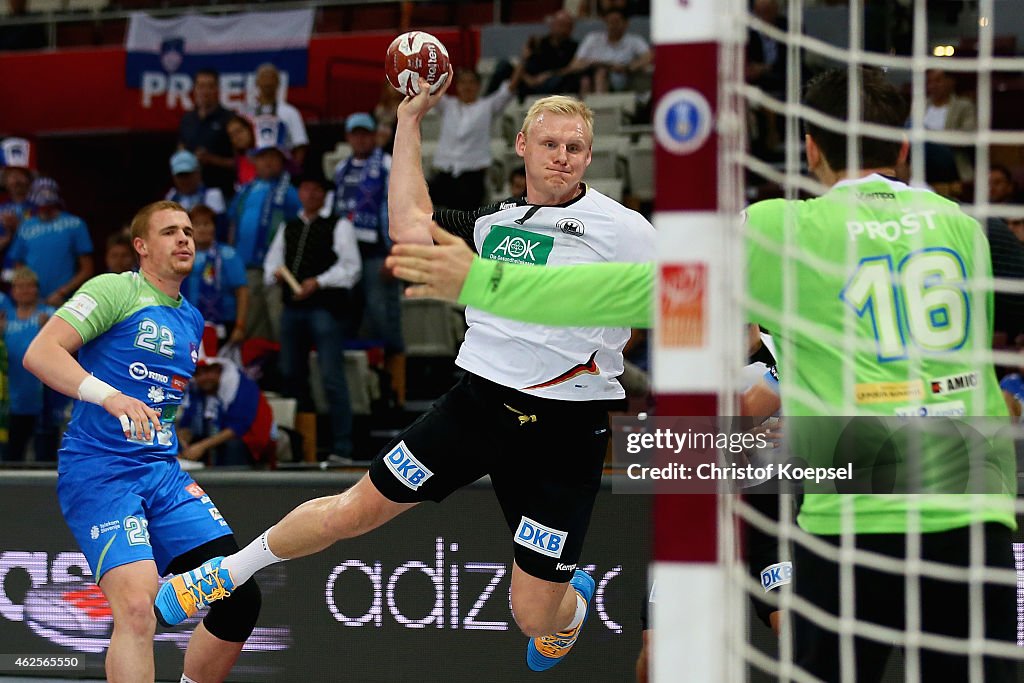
[793, 522, 1018, 682]
[369, 373, 619, 583]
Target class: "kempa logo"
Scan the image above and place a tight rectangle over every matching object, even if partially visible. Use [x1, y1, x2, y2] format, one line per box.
[481, 226, 554, 265]
[556, 562, 577, 572]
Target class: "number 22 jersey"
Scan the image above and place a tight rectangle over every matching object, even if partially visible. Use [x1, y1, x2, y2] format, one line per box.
[55, 272, 204, 464]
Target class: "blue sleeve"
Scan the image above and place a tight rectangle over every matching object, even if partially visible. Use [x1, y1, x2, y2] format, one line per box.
[221, 375, 258, 435]
[8, 233, 25, 263]
[221, 247, 247, 289]
[73, 219, 93, 255]
[286, 187, 301, 219]
[999, 373, 1024, 399]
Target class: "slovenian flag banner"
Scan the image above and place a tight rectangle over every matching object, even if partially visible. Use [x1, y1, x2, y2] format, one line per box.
[125, 9, 314, 88]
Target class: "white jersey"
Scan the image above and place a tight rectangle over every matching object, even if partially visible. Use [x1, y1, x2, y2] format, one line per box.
[435, 185, 655, 401]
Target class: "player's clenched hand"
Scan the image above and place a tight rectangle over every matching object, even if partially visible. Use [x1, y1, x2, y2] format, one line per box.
[102, 392, 161, 442]
[386, 223, 474, 302]
[397, 68, 454, 121]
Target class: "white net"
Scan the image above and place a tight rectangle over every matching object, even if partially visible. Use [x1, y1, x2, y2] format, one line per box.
[718, 1, 1024, 681]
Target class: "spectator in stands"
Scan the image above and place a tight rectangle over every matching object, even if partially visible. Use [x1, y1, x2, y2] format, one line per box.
[178, 356, 276, 467]
[563, 8, 651, 94]
[10, 178, 93, 306]
[104, 230, 135, 274]
[429, 67, 522, 210]
[265, 173, 360, 462]
[4, 267, 57, 462]
[333, 112, 406, 407]
[248, 63, 309, 169]
[178, 68, 236, 197]
[0, 0, 46, 52]
[989, 165, 1021, 204]
[165, 150, 227, 217]
[487, 10, 580, 99]
[923, 68, 976, 181]
[185, 204, 248, 349]
[508, 165, 527, 198]
[228, 116, 300, 340]
[746, 0, 786, 97]
[0, 152, 34, 258]
[227, 115, 258, 188]
[1008, 218, 1024, 244]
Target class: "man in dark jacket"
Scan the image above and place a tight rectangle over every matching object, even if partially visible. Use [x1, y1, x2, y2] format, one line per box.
[263, 174, 361, 460]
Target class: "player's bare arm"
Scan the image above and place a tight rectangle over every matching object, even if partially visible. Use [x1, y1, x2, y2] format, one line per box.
[387, 223, 474, 301]
[24, 315, 161, 441]
[388, 70, 453, 246]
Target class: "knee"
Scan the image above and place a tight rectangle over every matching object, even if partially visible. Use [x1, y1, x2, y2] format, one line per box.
[203, 579, 262, 643]
[112, 592, 158, 636]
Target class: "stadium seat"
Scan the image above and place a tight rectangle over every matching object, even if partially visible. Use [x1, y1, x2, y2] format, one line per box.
[586, 177, 624, 202]
[626, 134, 654, 201]
[27, 0, 64, 12]
[587, 136, 626, 179]
[585, 92, 636, 136]
[66, 0, 107, 11]
[322, 142, 353, 180]
[401, 299, 460, 357]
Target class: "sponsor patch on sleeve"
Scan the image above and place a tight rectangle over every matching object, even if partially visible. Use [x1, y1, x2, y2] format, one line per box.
[63, 293, 98, 322]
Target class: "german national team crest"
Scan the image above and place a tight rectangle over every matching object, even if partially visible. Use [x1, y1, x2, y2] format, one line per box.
[556, 217, 585, 237]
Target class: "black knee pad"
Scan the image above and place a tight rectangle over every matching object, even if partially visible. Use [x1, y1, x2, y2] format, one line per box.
[165, 534, 262, 643]
[203, 578, 262, 643]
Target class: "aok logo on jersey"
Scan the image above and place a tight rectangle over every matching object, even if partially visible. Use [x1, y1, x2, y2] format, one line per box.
[482, 226, 554, 265]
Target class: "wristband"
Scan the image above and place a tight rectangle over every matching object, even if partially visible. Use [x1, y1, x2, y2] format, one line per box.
[760, 561, 793, 592]
[77, 375, 120, 405]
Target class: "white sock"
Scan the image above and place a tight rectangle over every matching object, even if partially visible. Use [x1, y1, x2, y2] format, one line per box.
[180, 676, 198, 683]
[563, 592, 587, 632]
[221, 528, 284, 585]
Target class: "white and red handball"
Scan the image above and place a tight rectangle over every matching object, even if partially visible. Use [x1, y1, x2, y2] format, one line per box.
[385, 31, 451, 96]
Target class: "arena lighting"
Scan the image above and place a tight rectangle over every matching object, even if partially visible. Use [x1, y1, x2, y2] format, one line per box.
[932, 44, 955, 57]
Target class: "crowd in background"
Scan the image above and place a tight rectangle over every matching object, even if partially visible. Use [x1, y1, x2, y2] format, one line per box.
[0, 1, 658, 467]
[2, 0, 1024, 466]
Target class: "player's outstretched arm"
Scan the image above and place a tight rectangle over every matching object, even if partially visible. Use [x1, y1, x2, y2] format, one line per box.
[389, 70, 453, 246]
[388, 224, 655, 327]
[24, 316, 161, 441]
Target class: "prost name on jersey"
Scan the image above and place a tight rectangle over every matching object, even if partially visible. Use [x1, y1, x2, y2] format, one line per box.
[457, 187, 655, 401]
[55, 272, 204, 462]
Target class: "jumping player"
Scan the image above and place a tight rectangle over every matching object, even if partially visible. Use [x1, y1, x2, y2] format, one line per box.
[156, 76, 655, 672]
[24, 201, 261, 683]
[389, 68, 1019, 680]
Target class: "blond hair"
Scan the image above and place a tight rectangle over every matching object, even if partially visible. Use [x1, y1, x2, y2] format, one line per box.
[10, 266, 37, 286]
[130, 200, 186, 241]
[520, 95, 594, 144]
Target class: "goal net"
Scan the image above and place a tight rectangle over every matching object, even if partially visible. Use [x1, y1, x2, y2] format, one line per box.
[650, 0, 1024, 681]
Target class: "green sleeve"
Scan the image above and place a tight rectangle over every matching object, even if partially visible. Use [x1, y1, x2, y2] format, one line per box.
[744, 199, 787, 331]
[458, 258, 654, 328]
[55, 273, 131, 344]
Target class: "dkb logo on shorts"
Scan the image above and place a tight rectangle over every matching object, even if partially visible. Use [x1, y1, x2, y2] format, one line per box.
[514, 516, 567, 559]
[385, 441, 433, 490]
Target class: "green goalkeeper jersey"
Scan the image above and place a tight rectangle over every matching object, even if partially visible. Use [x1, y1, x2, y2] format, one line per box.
[746, 174, 1015, 534]
[457, 174, 1016, 535]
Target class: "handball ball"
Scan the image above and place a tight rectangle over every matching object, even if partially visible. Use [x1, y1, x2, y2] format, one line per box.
[385, 31, 451, 96]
